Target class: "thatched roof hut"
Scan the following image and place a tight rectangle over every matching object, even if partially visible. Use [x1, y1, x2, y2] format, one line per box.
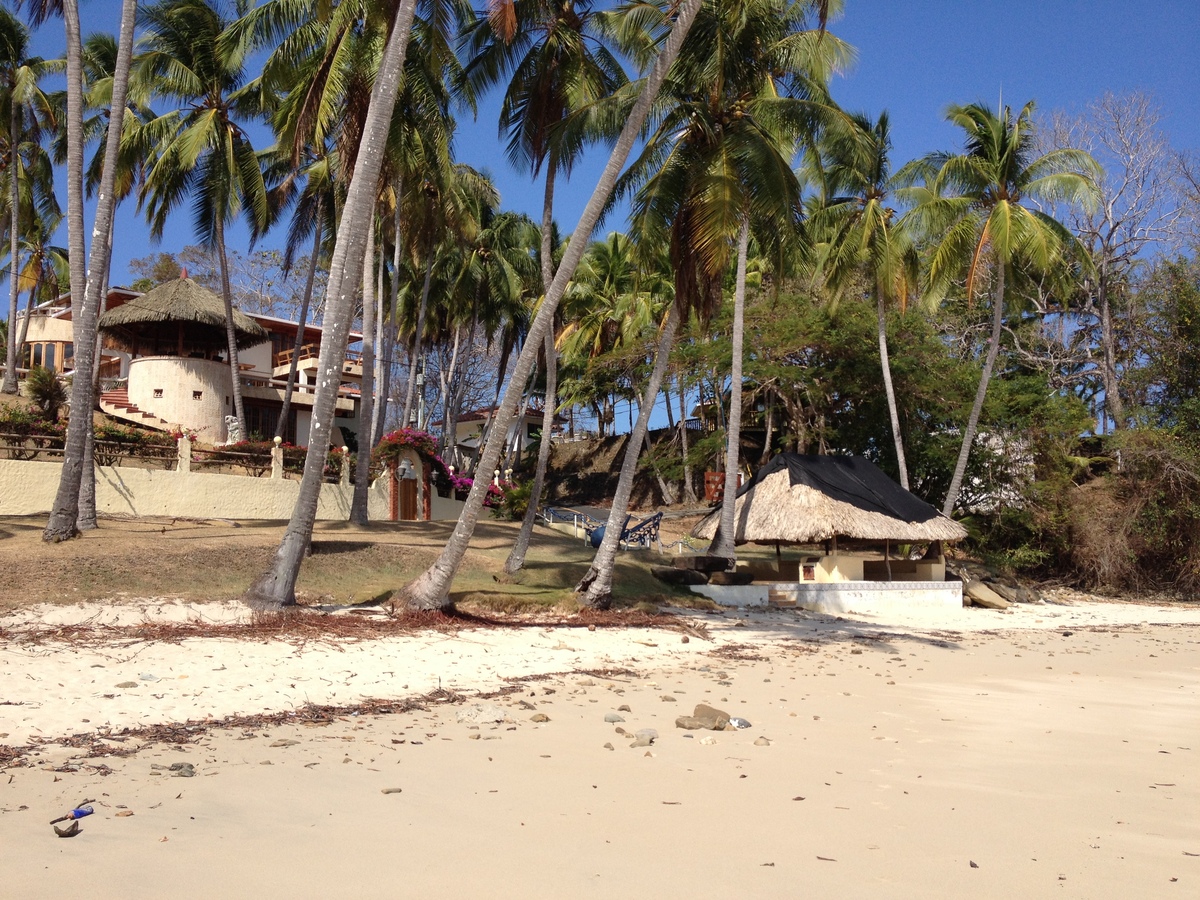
[692, 453, 967, 545]
[99, 277, 268, 355]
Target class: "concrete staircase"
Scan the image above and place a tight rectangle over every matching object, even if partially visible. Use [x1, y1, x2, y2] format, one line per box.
[98, 389, 172, 431]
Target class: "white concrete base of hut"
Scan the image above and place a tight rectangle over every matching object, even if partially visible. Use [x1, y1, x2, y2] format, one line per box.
[690, 580, 963, 616]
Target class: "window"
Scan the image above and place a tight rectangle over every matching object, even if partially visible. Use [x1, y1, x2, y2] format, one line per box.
[44, 345, 55, 371]
[154, 388, 164, 399]
[193, 390, 203, 401]
[32, 344, 42, 367]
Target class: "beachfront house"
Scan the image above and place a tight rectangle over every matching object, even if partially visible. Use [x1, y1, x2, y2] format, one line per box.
[15, 277, 363, 445]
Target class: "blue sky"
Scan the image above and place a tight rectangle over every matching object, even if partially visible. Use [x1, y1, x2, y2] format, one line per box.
[19, 0, 1200, 288]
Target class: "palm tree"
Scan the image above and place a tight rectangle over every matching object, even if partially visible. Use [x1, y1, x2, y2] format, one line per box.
[395, 0, 704, 612]
[0, 7, 57, 394]
[575, 0, 851, 605]
[41, 0, 138, 541]
[10, 211, 68, 366]
[132, 0, 271, 435]
[897, 101, 1100, 516]
[464, 0, 628, 574]
[244, 0, 422, 608]
[808, 110, 919, 488]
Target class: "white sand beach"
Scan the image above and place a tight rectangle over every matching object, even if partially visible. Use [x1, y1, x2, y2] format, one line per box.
[3, 597, 1198, 898]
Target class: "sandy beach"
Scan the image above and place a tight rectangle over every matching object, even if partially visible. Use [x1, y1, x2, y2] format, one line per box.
[3, 596, 1198, 898]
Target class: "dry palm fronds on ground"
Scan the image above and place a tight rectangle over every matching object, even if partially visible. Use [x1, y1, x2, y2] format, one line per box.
[0, 605, 679, 650]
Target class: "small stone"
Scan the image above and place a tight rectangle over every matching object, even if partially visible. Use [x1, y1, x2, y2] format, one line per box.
[661, 695, 677, 703]
[380, 788, 403, 795]
[734, 620, 747, 628]
[468, 733, 481, 740]
[635, 728, 659, 741]
[588, 624, 596, 632]
[456, 703, 508, 725]
[681, 636, 690, 644]
[603, 742, 614, 751]
[675, 716, 706, 730]
[614, 726, 627, 735]
[700, 736, 717, 746]
[643, 751, 654, 758]
[754, 737, 771, 747]
[116, 681, 139, 689]
[530, 713, 550, 723]
[115, 810, 134, 818]
[604, 713, 625, 723]
[260, 760, 273, 765]
[270, 739, 300, 748]
[617, 704, 631, 713]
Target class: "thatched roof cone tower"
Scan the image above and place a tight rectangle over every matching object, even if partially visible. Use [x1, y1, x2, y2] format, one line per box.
[98, 277, 268, 355]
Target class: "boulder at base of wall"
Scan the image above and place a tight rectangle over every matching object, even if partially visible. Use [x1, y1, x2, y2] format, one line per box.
[651, 566, 709, 586]
[965, 581, 1012, 610]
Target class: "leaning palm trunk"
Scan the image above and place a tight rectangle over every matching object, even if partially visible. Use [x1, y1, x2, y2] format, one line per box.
[504, 150, 562, 573]
[576, 304, 682, 607]
[44, 0, 136, 542]
[276, 202, 323, 440]
[876, 289, 909, 489]
[644, 430, 676, 505]
[214, 216, 246, 434]
[941, 262, 1006, 516]
[504, 329, 557, 574]
[3, 86, 19, 395]
[711, 222, 750, 562]
[395, 0, 703, 612]
[351, 223, 377, 524]
[243, 0, 418, 607]
[14, 278, 39, 375]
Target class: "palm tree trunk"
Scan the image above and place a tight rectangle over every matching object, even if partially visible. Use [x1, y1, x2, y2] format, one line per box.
[942, 262, 1006, 517]
[395, 0, 703, 611]
[15, 279, 36, 365]
[712, 221, 749, 562]
[678, 381, 696, 502]
[371, 218, 393, 444]
[759, 392, 775, 465]
[44, 0, 134, 542]
[214, 215, 246, 436]
[243, 0, 418, 607]
[78, 216, 116, 532]
[576, 304, 681, 607]
[276, 201, 323, 440]
[504, 328, 557, 574]
[876, 288, 909, 490]
[400, 252, 433, 428]
[644, 429, 676, 505]
[3, 81, 19, 395]
[351, 221, 377, 524]
[504, 148, 561, 573]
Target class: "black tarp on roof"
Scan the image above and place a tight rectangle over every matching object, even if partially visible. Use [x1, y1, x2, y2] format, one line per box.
[744, 453, 943, 523]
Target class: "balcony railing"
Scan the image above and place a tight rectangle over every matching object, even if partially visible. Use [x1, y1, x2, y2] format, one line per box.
[272, 343, 363, 370]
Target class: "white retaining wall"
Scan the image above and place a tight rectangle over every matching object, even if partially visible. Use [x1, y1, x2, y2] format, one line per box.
[0, 458, 391, 522]
[691, 580, 964, 615]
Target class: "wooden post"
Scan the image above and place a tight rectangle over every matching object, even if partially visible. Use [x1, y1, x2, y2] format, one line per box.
[422, 461, 432, 521]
